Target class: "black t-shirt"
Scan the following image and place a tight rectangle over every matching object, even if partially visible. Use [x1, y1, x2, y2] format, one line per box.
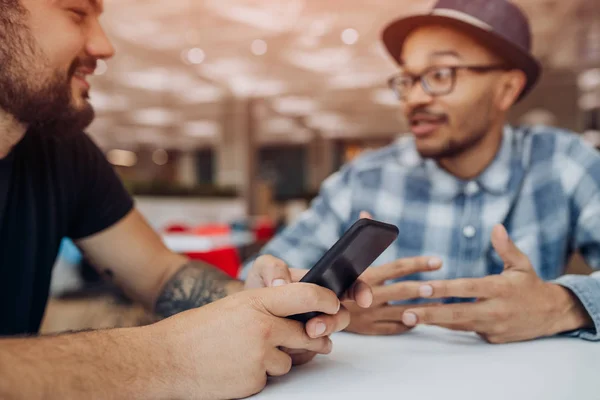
[0, 129, 134, 336]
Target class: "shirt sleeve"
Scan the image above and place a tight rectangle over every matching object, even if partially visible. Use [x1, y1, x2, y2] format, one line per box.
[66, 133, 134, 240]
[239, 165, 354, 279]
[552, 139, 600, 341]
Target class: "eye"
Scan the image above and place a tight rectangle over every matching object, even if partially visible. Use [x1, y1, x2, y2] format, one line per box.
[394, 76, 413, 91]
[429, 67, 453, 83]
[68, 8, 88, 23]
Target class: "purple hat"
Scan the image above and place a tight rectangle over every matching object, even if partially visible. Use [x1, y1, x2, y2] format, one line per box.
[382, 0, 542, 100]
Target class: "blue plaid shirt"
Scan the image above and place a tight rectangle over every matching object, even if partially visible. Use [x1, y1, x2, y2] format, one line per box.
[241, 125, 600, 341]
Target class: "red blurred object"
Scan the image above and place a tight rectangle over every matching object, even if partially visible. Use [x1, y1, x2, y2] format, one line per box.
[253, 218, 275, 241]
[192, 224, 231, 236]
[164, 223, 190, 233]
[187, 247, 241, 278]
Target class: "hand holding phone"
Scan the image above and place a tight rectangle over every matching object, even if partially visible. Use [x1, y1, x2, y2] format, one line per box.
[288, 218, 399, 323]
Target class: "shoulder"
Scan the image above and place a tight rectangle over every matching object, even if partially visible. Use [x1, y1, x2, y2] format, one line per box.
[519, 125, 600, 191]
[523, 125, 599, 167]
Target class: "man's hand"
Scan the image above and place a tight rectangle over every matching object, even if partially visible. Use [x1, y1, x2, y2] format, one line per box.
[152, 283, 345, 399]
[401, 225, 593, 343]
[245, 255, 373, 364]
[311, 211, 443, 336]
[343, 254, 443, 335]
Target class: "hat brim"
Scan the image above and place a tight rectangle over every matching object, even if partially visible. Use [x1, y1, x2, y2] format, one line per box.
[382, 14, 542, 101]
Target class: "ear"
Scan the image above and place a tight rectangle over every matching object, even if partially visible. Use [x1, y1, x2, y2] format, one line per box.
[496, 70, 527, 111]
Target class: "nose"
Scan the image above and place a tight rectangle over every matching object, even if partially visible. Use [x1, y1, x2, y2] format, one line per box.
[86, 19, 115, 60]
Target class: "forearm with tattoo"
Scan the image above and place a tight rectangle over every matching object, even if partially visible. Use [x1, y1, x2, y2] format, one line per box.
[154, 262, 243, 318]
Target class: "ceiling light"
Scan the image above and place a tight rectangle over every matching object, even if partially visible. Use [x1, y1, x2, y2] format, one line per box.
[309, 19, 329, 37]
[229, 76, 286, 97]
[306, 113, 347, 131]
[183, 121, 220, 138]
[272, 96, 318, 115]
[179, 85, 223, 104]
[329, 72, 383, 89]
[341, 28, 359, 45]
[185, 29, 200, 45]
[152, 149, 169, 166]
[130, 108, 178, 126]
[251, 39, 268, 56]
[285, 47, 353, 73]
[107, 149, 137, 167]
[119, 68, 170, 91]
[371, 88, 399, 106]
[89, 92, 131, 112]
[264, 117, 297, 134]
[578, 68, 600, 91]
[187, 48, 206, 65]
[579, 92, 600, 111]
[200, 58, 254, 79]
[94, 60, 108, 76]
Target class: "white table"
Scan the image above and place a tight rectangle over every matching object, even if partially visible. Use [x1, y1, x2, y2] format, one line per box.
[254, 326, 600, 400]
[161, 232, 255, 252]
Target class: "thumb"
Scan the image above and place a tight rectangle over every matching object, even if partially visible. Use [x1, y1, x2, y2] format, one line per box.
[359, 211, 373, 220]
[491, 225, 531, 272]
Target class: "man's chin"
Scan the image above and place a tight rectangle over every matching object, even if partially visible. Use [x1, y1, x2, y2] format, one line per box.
[414, 140, 446, 160]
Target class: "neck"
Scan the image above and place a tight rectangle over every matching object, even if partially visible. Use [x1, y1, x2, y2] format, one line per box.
[0, 110, 27, 159]
[438, 121, 505, 180]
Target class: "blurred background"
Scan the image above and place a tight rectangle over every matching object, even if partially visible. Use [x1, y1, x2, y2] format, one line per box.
[43, 0, 600, 332]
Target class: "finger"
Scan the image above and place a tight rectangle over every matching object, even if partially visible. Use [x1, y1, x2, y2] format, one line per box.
[416, 277, 504, 300]
[259, 283, 341, 318]
[373, 322, 412, 335]
[433, 323, 475, 332]
[374, 303, 443, 321]
[252, 255, 293, 287]
[373, 281, 427, 304]
[402, 303, 482, 327]
[278, 326, 333, 354]
[280, 347, 319, 366]
[265, 349, 293, 377]
[366, 256, 443, 285]
[341, 280, 373, 308]
[491, 225, 532, 272]
[305, 307, 351, 338]
[289, 351, 318, 366]
[359, 211, 373, 219]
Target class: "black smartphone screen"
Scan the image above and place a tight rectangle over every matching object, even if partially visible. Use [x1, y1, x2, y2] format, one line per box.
[288, 218, 399, 323]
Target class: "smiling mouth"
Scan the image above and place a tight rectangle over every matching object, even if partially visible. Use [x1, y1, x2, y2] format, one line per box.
[72, 70, 93, 89]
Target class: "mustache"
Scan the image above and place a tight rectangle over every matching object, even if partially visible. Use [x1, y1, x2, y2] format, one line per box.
[408, 106, 448, 121]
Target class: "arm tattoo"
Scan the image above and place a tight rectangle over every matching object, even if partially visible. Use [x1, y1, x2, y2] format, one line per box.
[154, 262, 234, 318]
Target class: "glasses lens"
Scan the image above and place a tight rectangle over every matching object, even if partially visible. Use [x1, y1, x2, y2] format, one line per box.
[390, 75, 413, 99]
[423, 67, 454, 94]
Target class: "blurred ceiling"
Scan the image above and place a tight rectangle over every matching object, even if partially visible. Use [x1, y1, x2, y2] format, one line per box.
[88, 0, 599, 150]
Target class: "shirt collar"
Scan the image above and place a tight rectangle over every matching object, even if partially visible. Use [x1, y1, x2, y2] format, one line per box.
[395, 125, 517, 200]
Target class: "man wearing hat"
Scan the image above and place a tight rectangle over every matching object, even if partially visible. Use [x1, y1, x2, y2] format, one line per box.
[244, 0, 600, 343]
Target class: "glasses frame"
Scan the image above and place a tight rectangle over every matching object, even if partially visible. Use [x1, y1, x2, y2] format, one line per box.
[387, 64, 511, 100]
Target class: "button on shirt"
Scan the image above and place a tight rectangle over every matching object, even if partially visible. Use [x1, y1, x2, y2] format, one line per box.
[242, 125, 600, 341]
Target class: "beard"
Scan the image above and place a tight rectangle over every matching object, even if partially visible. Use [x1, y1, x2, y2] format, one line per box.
[0, 1, 95, 136]
[413, 93, 496, 160]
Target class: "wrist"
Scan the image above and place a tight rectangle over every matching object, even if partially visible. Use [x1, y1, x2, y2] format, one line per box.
[548, 283, 593, 334]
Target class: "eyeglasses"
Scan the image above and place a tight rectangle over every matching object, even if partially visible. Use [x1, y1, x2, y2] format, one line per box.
[387, 65, 510, 101]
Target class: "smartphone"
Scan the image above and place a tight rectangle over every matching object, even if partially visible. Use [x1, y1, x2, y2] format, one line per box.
[288, 218, 399, 323]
